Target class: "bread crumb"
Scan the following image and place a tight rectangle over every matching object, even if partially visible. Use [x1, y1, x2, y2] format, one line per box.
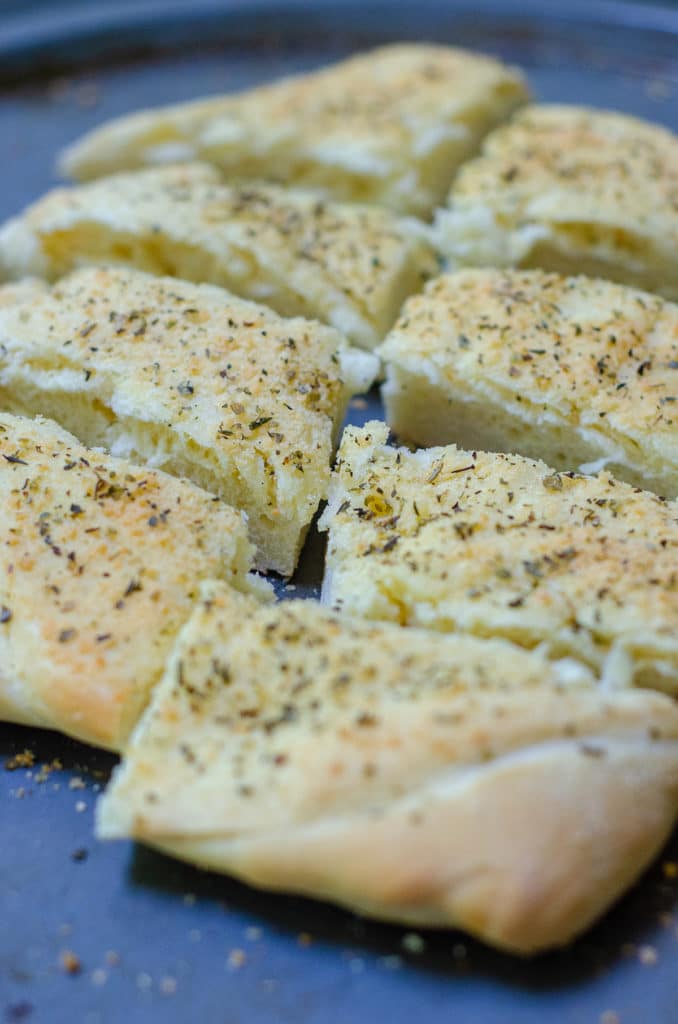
[662, 860, 678, 879]
[600, 1012, 620, 1024]
[75, 801, 87, 813]
[401, 932, 426, 954]
[60, 950, 82, 975]
[69, 777, 86, 790]
[5, 750, 35, 771]
[91, 968, 107, 986]
[638, 944, 658, 966]
[227, 949, 247, 970]
[136, 972, 153, 991]
[297, 932, 313, 947]
[159, 976, 177, 995]
[35, 760, 62, 783]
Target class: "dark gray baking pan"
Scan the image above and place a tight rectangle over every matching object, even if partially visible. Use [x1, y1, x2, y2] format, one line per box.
[1, 3, 677, 1022]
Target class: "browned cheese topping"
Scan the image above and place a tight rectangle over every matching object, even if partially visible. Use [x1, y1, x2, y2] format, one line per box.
[0, 412, 253, 748]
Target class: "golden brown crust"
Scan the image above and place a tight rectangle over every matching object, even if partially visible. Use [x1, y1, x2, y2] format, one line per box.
[0, 163, 438, 349]
[97, 581, 678, 953]
[437, 104, 678, 298]
[0, 266, 377, 574]
[0, 413, 258, 750]
[377, 268, 678, 498]
[163, 739, 677, 954]
[319, 422, 678, 694]
[59, 45, 528, 216]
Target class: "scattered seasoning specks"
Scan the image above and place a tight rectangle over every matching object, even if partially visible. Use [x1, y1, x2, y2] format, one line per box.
[320, 421, 678, 692]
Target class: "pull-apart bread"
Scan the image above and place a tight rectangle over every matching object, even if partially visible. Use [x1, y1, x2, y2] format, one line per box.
[0, 163, 438, 350]
[98, 580, 678, 955]
[59, 45, 529, 218]
[377, 269, 678, 498]
[0, 267, 377, 576]
[0, 413, 261, 751]
[319, 423, 678, 696]
[435, 105, 678, 300]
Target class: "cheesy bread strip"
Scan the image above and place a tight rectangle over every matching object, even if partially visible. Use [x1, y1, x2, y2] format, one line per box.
[377, 269, 678, 498]
[436, 105, 678, 300]
[59, 44, 529, 218]
[0, 413, 263, 751]
[0, 163, 438, 350]
[0, 268, 377, 575]
[319, 422, 678, 695]
[98, 580, 678, 955]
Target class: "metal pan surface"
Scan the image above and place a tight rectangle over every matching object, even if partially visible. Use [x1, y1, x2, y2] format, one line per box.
[1, 3, 677, 1022]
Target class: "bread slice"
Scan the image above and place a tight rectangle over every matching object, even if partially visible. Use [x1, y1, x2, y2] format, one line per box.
[0, 412, 264, 751]
[435, 105, 678, 300]
[97, 579, 678, 954]
[59, 44, 529, 218]
[0, 267, 377, 575]
[318, 422, 678, 696]
[377, 268, 678, 498]
[0, 163, 438, 350]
